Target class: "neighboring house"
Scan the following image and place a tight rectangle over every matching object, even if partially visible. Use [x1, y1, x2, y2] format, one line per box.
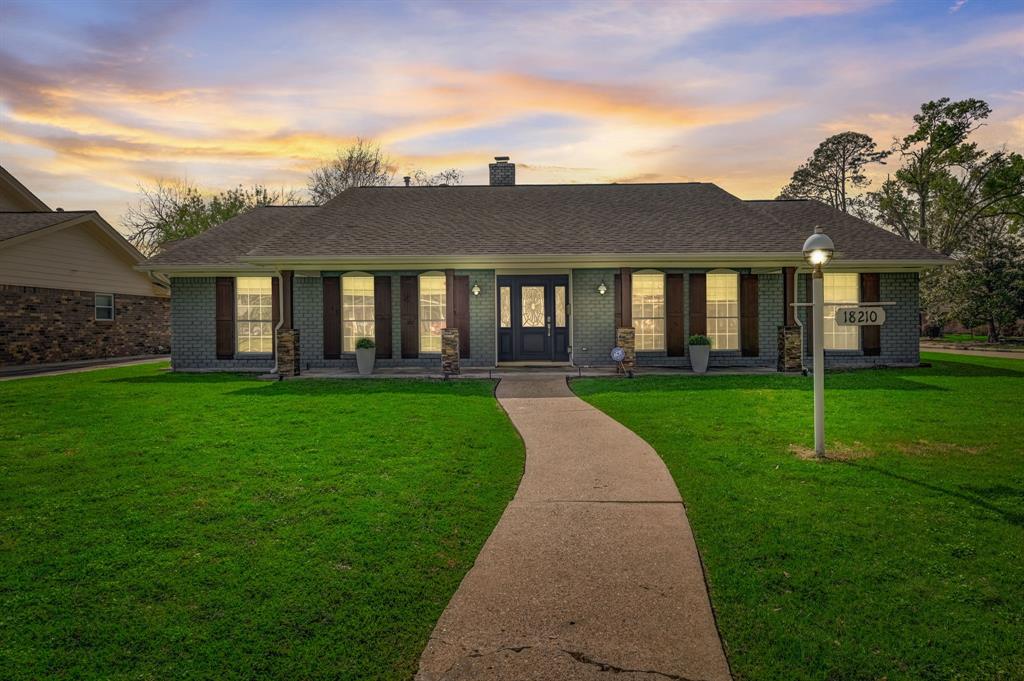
[141, 157, 947, 374]
[0, 165, 170, 367]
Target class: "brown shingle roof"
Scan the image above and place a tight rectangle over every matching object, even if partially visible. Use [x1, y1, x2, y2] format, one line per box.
[143, 206, 314, 266]
[142, 184, 948, 268]
[746, 199, 949, 262]
[251, 183, 799, 258]
[0, 211, 94, 242]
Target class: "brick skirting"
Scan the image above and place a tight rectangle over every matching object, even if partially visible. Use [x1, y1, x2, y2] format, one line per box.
[0, 284, 170, 366]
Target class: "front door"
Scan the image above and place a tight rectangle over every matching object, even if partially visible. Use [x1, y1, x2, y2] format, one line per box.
[497, 275, 570, 362]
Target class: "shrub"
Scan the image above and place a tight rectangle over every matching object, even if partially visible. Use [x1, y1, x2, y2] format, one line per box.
[355, 337, 375, 350]
[688, 334, 712, 346]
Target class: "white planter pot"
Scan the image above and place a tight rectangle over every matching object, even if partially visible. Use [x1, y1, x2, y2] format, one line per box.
[355, 347, 376, 375]
[689, 345, 710, 374]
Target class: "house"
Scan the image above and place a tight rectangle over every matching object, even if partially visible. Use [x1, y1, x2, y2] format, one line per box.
[0, 165, 170, 367]
[140, 157, 947, 375]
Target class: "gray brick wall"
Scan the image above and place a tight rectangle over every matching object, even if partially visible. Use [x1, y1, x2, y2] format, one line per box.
[169, 277, 274, 371]
[571, 269, 616, 366]
[796, 271, 920, 368]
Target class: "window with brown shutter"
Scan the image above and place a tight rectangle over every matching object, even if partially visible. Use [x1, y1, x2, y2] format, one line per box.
[374, 276, 392, 359]
[860, 273, 881, 356]
[740, 273, 759, 357]
[666, 273, 685, 356]
[688, 273, 706, 336]
[400, 275, 418, 358]
[215, 277, 234, 359]
[322, 276, 341, 359]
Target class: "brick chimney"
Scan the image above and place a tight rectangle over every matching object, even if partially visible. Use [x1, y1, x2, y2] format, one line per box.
[489, 156, 515, 186]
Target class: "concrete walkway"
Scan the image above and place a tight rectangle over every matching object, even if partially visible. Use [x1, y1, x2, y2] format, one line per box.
[416, 376, 731, 681]
[921, 345, 1024, 359]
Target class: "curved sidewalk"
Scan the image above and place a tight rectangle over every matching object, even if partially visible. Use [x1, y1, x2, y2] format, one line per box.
[416, 376, 731, 681]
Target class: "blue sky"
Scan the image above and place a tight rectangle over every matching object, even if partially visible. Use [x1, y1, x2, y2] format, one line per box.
[1, 0, 1020, 226]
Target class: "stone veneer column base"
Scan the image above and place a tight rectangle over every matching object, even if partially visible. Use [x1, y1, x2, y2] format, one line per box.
[441, 328, 460, 375]
[777, 325, 802, 372]
[277, 329, 300, 377]
[615, 327, 636, 374]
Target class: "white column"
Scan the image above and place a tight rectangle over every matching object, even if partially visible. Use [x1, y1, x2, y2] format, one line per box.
[812, 271, 826, 457]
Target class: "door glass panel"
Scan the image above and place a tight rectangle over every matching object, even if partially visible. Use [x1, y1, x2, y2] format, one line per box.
[521, 286, 545, 327]
[499, 286, 511, 328]
[554, 286, 566, 327]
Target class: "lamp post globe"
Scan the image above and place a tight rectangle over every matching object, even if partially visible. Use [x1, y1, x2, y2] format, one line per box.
[802, 226, 833, 459]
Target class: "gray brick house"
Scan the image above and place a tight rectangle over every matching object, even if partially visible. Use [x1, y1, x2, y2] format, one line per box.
[140, 157, 947, 375]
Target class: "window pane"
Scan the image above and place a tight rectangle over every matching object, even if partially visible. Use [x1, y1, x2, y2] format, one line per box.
[824, 273, 860, 350]
[554, 286, 566, 327]
[631, 272, 665, 351]
[419, 274, 446, 352]
[342, 275, 375, 352]
[521, 286, 545, 327]
[236, 277, 273, 353]
[499, 286, 511, 328]
[95, 306, 113, 320]
[706, 272, 739, 350]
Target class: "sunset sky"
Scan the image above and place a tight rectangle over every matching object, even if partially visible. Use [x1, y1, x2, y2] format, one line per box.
[1, 0, 1021, 230]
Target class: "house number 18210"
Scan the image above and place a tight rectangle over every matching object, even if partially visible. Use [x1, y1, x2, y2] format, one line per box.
[836, 307, 886, 326]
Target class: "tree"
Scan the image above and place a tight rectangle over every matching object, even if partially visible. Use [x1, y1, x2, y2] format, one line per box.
[307, 139, 394, 205]
[123, 180, 301, 255]
[924, 217, 1024, 341]
[407, 168, 464, 186]
[777, 132, 888, 213]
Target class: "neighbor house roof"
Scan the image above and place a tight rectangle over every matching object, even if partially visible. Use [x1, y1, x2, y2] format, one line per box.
[0, 211, 96, 243]
[0, 164, 50, 211]
[141, 183, 949, 270]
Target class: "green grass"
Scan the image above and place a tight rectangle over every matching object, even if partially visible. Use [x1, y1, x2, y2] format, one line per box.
[0, 363, 523, 680]
[573, 353, 1024, 681]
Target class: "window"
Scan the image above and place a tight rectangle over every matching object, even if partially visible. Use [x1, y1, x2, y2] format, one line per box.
[554, 285, 567, 327]
[419, 273, 446, 353]
[824, 273, 860, 350]
[706, 271, 739, 351]
[632, 271, 665, 351]
[499, 286, 511, 328]
[236, 276, 273, 353]
[95, 293, 114, 321]
[342, 274, 375, 352]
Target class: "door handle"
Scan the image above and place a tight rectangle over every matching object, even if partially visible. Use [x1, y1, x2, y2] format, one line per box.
[546, 316, 552, 337]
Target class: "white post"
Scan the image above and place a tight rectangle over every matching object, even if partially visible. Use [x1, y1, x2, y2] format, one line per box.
[812, 270, 826, 457]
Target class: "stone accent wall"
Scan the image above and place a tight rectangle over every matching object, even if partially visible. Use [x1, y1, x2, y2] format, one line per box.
[277, 329, 300, 377]
[777, 326, 802, 372]
[615, 327, 636, 374]
[571, 268, 617, 366]
[796, 271, 920, 368]
[441, 328, 460, 374]
[0, 284, 169, 366]
[170, 277, 274, 370]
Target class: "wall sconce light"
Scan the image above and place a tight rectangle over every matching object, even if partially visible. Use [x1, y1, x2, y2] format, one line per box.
[471, 283, 481, 296]
[597, 281, 608, 295]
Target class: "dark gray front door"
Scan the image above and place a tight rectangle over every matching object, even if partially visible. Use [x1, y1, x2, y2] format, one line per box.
[497, 275, 570, 362]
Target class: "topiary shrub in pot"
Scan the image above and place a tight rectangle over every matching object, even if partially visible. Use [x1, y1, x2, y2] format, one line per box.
[688, 334, 712, 374]
[355, 337, 376, 375]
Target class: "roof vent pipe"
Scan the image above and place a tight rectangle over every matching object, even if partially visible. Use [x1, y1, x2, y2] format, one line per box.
[403, 176, 411, 187]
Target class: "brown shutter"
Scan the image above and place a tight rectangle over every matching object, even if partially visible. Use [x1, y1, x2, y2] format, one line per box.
[740, 273, 759, 357]
[215, 277, 234, 359]
[861, 273, 881, 356]
[613, 273, 622, 329]
[374, 276, 393, 359]
[688, 273, 706, 336]
[322, 276, 341, 359]
[803, 273, 813, 356]
[400, 275, 418, 359]
[453, 275, 470, 358]
[783, 266, 796, 326]
[666, 273, 685, 356]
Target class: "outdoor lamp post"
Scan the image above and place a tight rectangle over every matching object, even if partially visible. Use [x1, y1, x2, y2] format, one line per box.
[802, 226, 835, 458]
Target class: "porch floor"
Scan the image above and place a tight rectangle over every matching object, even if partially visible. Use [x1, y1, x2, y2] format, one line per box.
[276, 365, 780, 380]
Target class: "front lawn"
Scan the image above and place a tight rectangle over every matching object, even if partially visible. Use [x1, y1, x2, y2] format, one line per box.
[573, 353, 1023, 681]
[0, 364, 523, 680]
